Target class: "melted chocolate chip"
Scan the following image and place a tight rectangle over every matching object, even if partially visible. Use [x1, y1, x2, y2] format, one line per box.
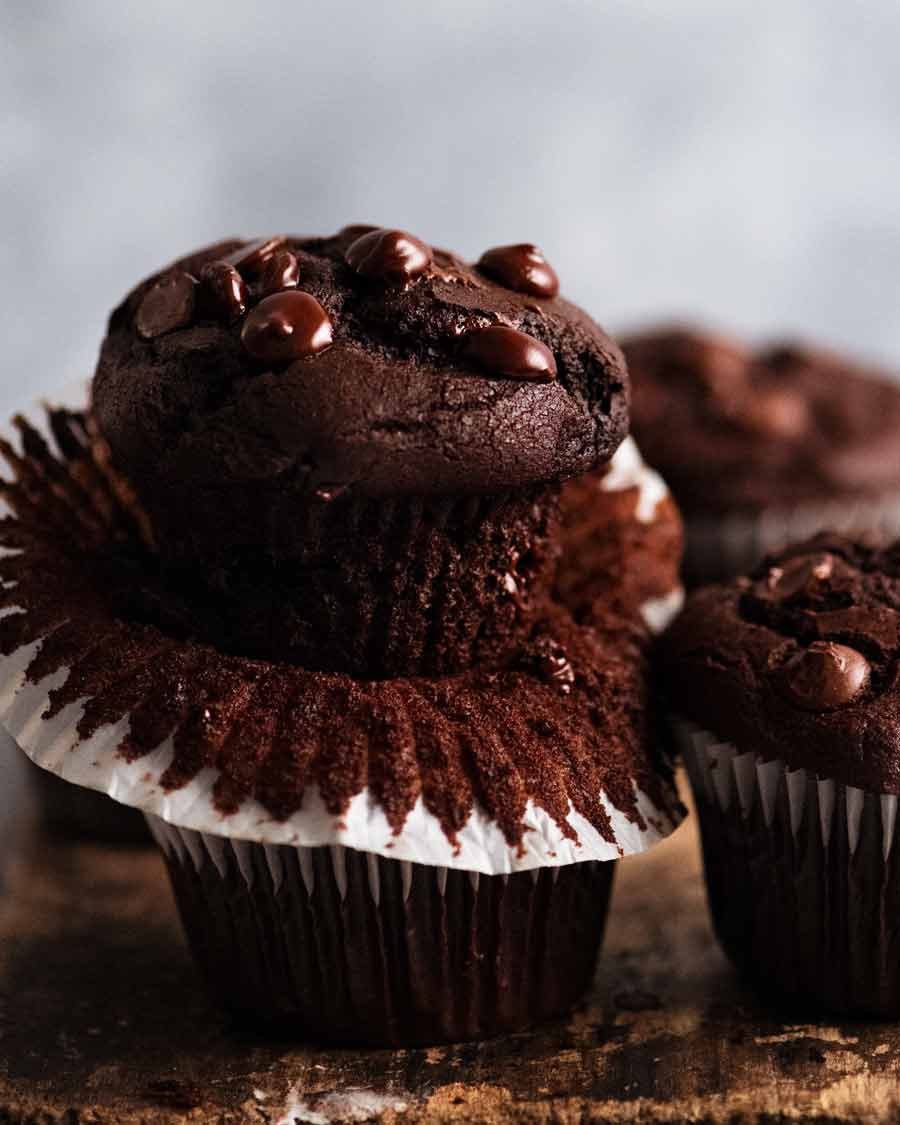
[764, 553, 835, 600]
[777, 641, 870, 711]
[199, 262, 248, 321]
[225, 236, 287, 277]
[463, 325, 557, 382]
[344, 228, 433, 285]
[241, 291, 333, 364]
[537, 642, 575, 694]
[477, 244, 560, 299]
[337, 223, 379, 243]
[135, 272, 197, 339]
[258, 249, 300, 296]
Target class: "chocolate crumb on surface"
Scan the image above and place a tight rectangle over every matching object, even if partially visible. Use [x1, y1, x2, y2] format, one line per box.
[0, 409, 679, 848]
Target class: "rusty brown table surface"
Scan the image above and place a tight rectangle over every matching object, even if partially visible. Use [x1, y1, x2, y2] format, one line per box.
[2, 778, 900, 1124]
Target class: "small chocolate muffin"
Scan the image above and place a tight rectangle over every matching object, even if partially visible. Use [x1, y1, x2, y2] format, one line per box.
[626, 326, 900, 583]
[664, 533, 900, 1016]
[557, 437, 683, 634]
[92, 231, 628, 677]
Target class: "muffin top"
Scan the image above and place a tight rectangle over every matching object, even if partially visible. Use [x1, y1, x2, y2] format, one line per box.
[626, 326, 900, 516]
[662, 533, 900, 792]
[92, 229, 628, 499]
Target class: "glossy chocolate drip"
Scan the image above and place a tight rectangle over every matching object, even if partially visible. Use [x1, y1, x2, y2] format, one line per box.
[344, 228, 433, 285]
[463, 325, 557, 381]
[477, 244, 559, 299]
[241, 291, 333, 364]
[199, 262, 248, 321]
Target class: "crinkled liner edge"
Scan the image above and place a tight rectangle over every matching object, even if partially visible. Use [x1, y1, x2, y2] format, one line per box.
[672, 715, 898, 862]
[685, 493, 900, 581]
[0, 387, 683, 874]
[146, 816, 590, 899]
[1, 641, 682, 873]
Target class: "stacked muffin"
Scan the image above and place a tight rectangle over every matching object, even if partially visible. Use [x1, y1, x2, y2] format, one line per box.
[0, 228, 683, 1044]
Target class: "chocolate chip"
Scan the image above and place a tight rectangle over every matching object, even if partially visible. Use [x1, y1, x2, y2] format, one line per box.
[224, 236, 287, 277]
[477, 243, 560, 299]
[344, 228, 433, 285]
[537, 642, 575, 694]
[764, 553, 834, 600]
[777, 641, 870, 711]
[337, 223, 379, 243]
[241, 291, 333, 364]
[463, 325, 557, 382]
[199, 261, 248, 321]
[258, 250, 300, 296]
[135, 271, 197, 339]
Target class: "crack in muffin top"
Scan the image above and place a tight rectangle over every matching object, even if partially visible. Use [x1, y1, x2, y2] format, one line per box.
[92, 229, 629, 498]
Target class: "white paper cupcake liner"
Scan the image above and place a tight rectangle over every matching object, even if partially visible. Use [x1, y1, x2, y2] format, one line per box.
[685, 491, 900, 585]
[0, 387, 684, 874]
[673, 715, 900, 1016]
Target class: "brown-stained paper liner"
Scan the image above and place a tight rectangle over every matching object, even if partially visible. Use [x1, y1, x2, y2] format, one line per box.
[595, 436, 684, 633]
[0, 387, 684, 874]
[685, 492, 900, 585]
[147, 813, 614, 1045]
[674, 716, 900, 1017]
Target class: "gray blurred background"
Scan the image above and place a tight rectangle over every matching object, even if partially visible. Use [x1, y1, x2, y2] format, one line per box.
[2, 0, 899, 419]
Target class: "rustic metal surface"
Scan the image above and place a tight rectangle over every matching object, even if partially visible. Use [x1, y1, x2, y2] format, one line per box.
[2, 780, 900, 1123]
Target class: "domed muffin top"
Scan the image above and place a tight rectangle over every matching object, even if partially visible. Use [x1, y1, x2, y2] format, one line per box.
[626, 326, 900, 516]
[92, 228, 628, 498]
[662, 532, 900, 792]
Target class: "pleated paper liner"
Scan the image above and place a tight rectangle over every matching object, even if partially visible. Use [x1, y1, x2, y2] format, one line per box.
[674, 717, 900, 1017]
[684, 491, 900, 586]
[557, 436, 684, 634]
[150, 817, 614, 1046]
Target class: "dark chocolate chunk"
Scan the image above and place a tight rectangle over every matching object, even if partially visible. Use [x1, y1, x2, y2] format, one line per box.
[225, 236, 287, 277]
[537, 641, 575, 694]
[763, 553, 835, 600]
[777, 641, 869, 711]
[240, 291, 333, 364]
[344, 228, 433, 285]
[258, 250, 300, 296]
[463, 325, 557, 382]
[135, 272, 197, 339]
[477, 243, 560, 299]
[199, 262, 248, 322]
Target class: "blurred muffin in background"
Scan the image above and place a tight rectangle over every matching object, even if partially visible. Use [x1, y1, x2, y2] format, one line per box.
[625, 326, 900, 584]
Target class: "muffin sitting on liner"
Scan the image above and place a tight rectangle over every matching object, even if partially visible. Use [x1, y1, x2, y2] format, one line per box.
[664, 533, 900, 1017]
[626, 326, 900, 583]
[0, 227, 683, 1045]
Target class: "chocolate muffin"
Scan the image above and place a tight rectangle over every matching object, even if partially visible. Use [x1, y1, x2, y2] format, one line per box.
[664, 533, 900, 1016]
[626, 326, 900, 583]
[92, 231, 628, 678]
[557, 437, 684, 634]
[0, 230, 683, 1045]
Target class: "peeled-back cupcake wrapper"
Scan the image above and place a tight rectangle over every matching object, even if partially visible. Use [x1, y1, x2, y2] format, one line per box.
[685, 493, 900, 584]
[673, 716, 900, 1016]
[148, 814, 613, 1045]
[0, 389, 684, 874]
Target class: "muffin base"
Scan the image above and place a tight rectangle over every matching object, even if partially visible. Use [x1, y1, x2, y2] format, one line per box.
[149, 817, 613, 1046]
[676, 719, 900, 1018]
